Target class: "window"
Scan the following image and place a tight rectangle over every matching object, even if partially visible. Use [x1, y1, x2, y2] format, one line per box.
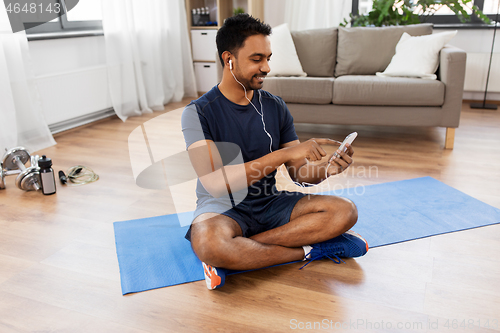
[25, 0, 102, 35]
[358, 0, 374, 15]
[483, 0, 500, 14]
[351, 0, 499, 26]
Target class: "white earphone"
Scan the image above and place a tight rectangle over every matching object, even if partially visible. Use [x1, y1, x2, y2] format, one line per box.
[228, 57, 272, 153]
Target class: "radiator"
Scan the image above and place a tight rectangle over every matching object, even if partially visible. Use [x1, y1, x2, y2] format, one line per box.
[35, 65, 112, 126]
[464, 52, 500, 93]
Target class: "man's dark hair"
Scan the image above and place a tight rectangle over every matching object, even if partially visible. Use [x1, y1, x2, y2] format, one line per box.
[216, 14, 272, 67]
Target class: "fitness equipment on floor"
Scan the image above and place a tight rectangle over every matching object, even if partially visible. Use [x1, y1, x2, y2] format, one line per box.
[0, 162, 4, 189]
[17, 155, 41, 191]
[1, 147, 30, 190]
[2, 147, 41, 191]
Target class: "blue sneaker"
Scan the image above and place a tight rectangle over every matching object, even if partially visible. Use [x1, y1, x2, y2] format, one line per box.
[301, 230, 368, 269]
[202, 262, 227, 290]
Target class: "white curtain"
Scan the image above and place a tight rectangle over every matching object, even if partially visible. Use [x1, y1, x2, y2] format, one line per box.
[102, 0, 197, 122]
[0, 7, 56, 153]
[284, 0, 352, 31]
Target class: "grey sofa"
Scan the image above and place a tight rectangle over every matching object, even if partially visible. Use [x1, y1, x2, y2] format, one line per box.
[262, 24, 466, 149]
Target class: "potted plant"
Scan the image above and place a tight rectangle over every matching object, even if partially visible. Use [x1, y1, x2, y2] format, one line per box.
[233, 7, 245, 16]
[341, 0, 491, 27]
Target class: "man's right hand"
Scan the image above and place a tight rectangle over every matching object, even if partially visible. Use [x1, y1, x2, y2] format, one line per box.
[284, 138, 340, 162]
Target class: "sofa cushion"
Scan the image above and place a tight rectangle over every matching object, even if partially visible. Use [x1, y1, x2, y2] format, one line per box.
[377, 31, 457, 80]
[335, 24, 433, 77]
[268, 24, 307, 77]
[291, 28, 337, 77]
[332, 75, 444, 106]
[263, 77, 334, 105]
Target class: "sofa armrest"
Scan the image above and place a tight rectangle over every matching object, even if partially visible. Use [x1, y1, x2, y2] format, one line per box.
[438, 45, 467, 128]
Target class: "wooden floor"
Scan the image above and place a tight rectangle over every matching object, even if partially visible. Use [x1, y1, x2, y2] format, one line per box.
[1, 100, 499, 332]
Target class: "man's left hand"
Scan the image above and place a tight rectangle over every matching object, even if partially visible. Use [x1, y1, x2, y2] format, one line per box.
[326, 143, 354, 176]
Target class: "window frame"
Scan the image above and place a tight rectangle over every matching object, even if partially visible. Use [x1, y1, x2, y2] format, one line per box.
[25, 0, 102, 36]
[351, 0, 498, 27]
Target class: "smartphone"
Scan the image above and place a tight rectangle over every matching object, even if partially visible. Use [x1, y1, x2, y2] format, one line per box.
[330, 132, 357, 162]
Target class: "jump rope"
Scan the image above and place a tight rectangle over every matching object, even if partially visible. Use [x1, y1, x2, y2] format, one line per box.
[228, 59, 335, 188]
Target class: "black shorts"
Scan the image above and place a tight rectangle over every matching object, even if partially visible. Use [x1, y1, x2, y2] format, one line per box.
[185, 191, 307, 241]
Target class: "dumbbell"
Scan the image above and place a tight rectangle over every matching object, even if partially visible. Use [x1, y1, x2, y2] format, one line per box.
[1, 147, 30, 190]
[0, 162, 4, 189]
[2, 147, 41, 191]
[0, 161, 18, 189]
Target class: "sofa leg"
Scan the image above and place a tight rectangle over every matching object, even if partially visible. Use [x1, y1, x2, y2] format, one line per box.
[445, 127, 455, 149]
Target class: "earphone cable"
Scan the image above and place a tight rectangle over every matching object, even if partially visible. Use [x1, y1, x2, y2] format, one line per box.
[230, 66, 328, 188]
[230, 68, 273, 153]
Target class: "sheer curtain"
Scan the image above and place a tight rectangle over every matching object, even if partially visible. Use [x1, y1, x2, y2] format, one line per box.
[284, 0, 352, 31]
[0, 7, 56, 153]
[102, 0, 197, 121]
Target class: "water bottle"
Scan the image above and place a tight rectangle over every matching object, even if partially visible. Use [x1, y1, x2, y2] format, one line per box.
[39, 155, 56, 195]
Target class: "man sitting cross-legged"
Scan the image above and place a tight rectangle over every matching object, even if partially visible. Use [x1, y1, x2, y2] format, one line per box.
[181, 14, 368, 290]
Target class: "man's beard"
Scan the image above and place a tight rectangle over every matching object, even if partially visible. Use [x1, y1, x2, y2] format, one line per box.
[237, 72, 266, 91]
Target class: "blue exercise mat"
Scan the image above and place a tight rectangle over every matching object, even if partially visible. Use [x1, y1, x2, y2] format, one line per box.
[114, 177, 500, 294]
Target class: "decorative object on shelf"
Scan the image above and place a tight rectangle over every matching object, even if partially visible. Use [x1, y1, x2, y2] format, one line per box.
[341, 0, 491, 27]
[191, 7, 217, 26]
[470, 0, 499, 110]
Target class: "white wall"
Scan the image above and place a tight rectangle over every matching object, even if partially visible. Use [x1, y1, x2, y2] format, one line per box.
[440, 29, 500, 100]
[263, 0, 286, 28]
[28, 36, 111, 126]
